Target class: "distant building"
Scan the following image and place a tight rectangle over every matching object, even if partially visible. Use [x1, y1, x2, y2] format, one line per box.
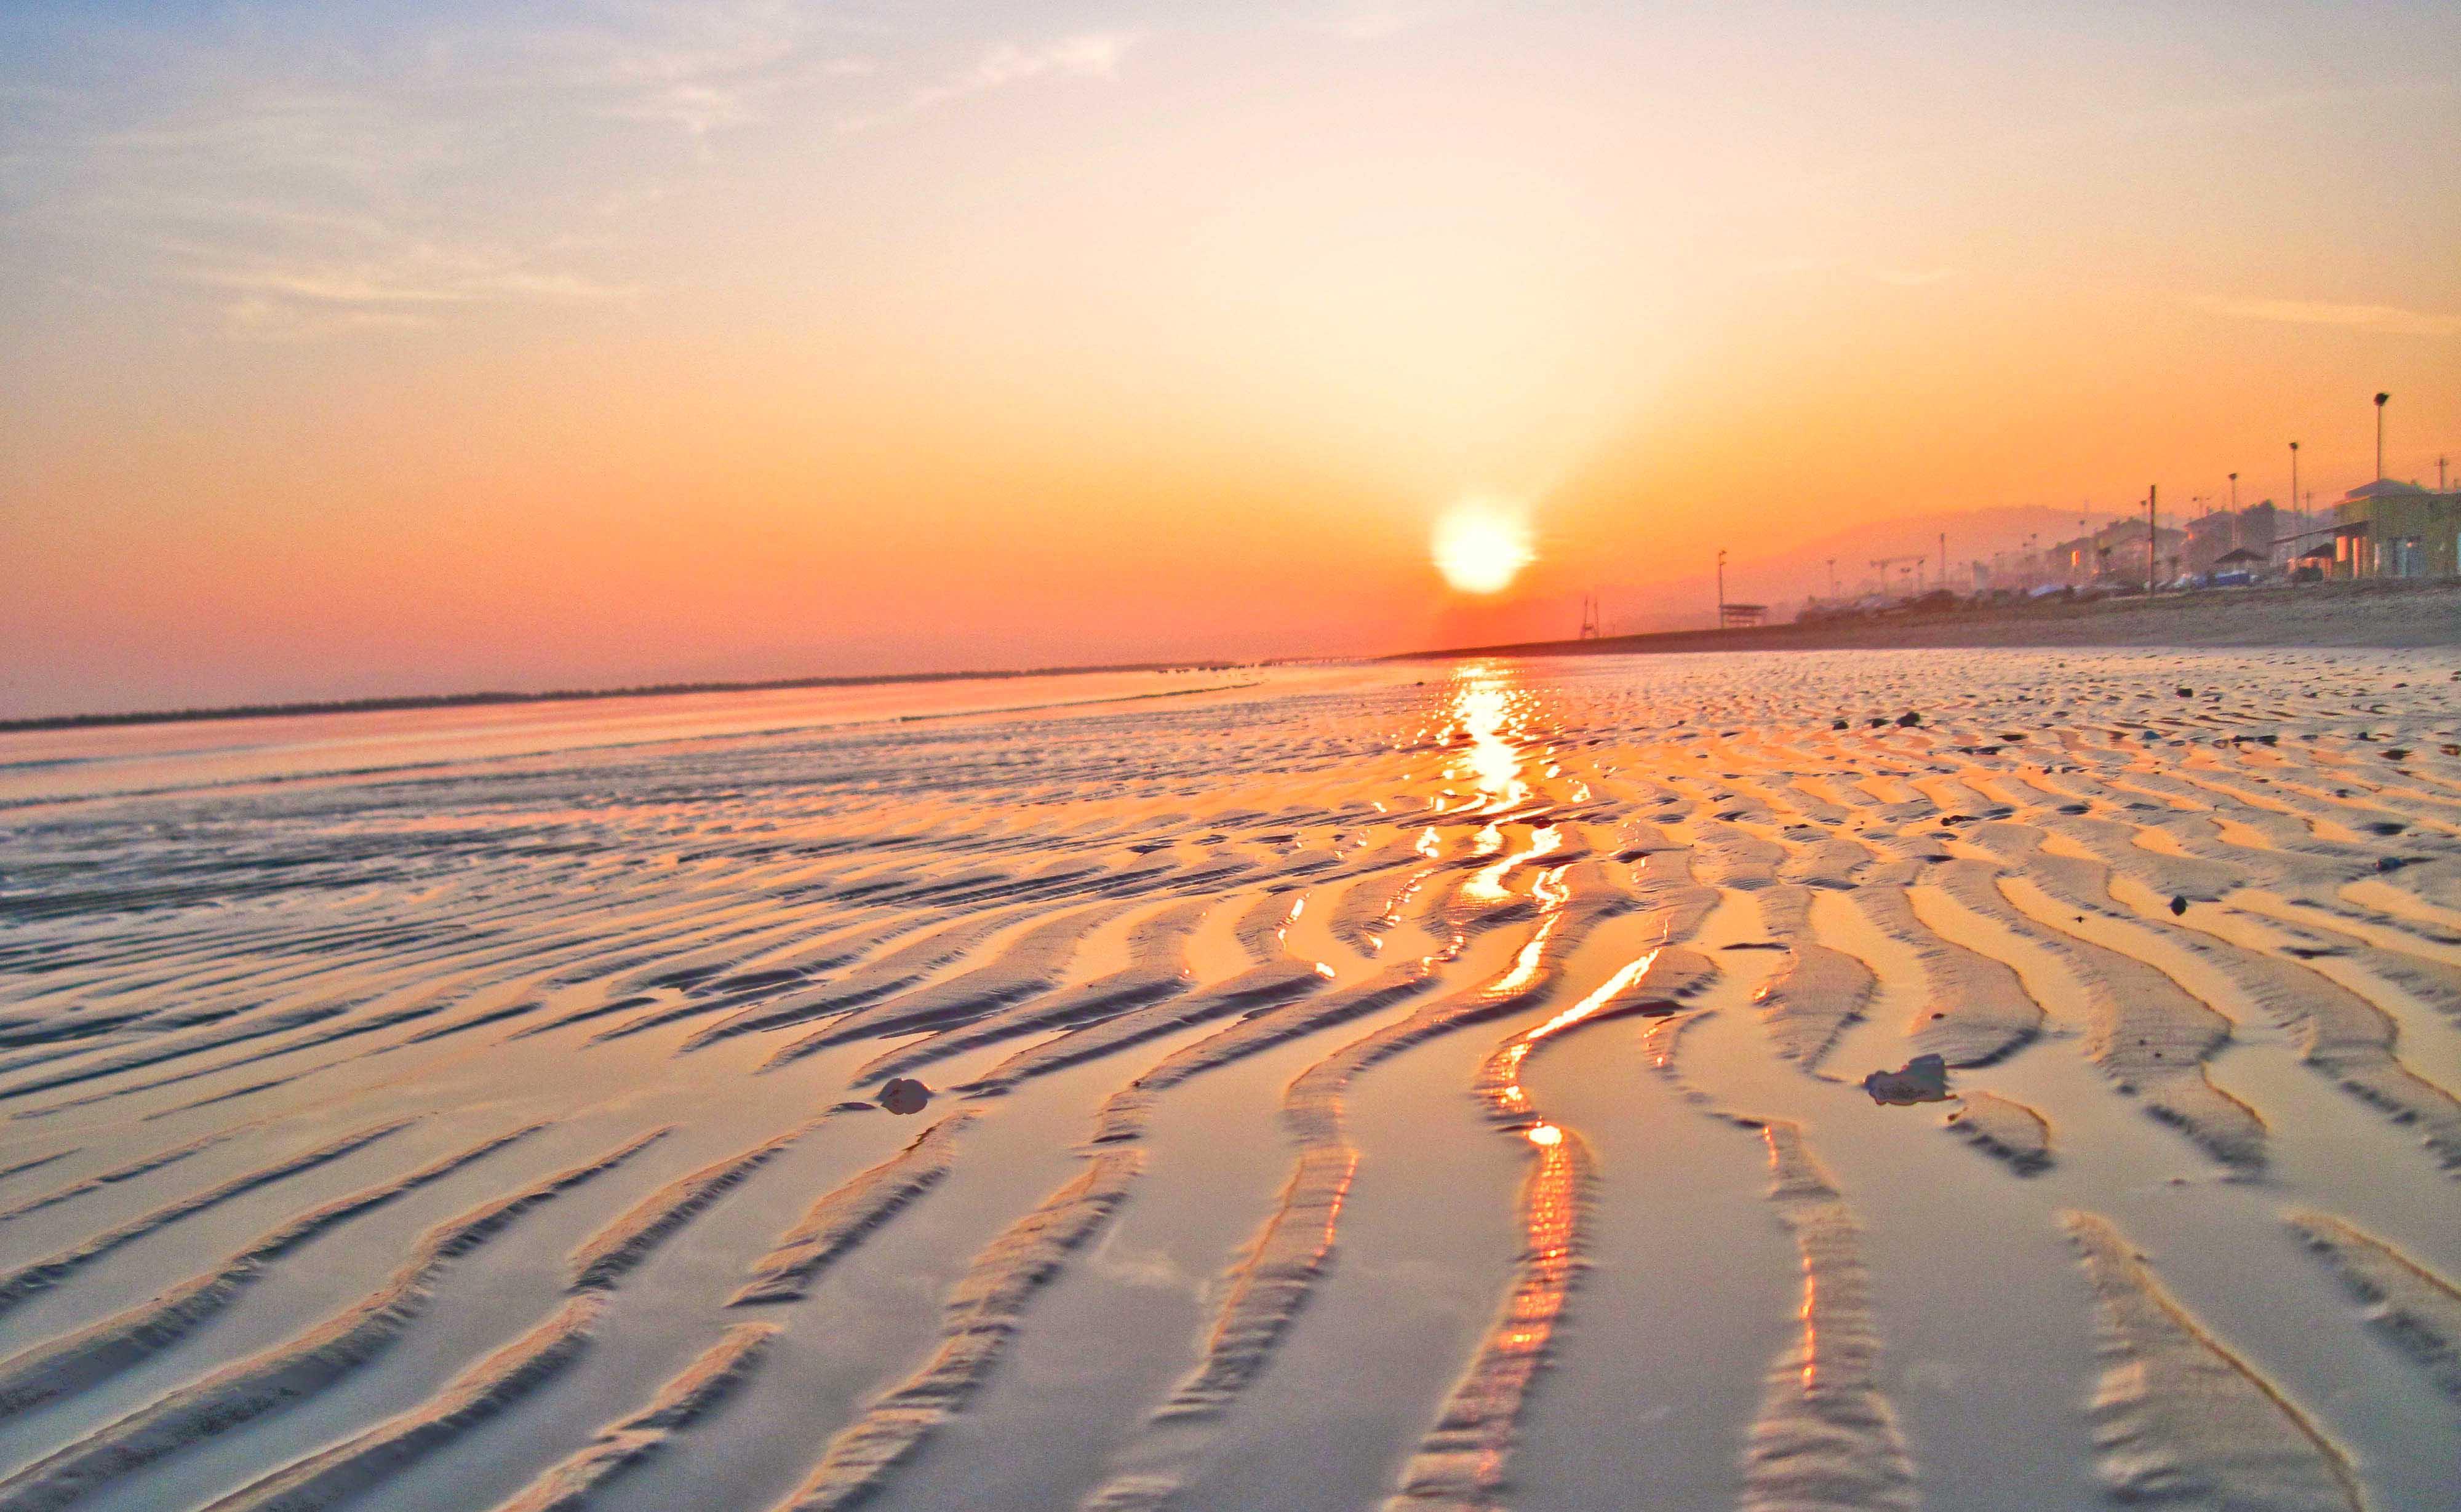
[2331, 480, 2461, 578]
[2185, 510, 2235, 573]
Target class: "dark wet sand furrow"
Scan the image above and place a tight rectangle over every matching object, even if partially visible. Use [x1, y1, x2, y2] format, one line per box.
[1079, 873, 1634, 1510]
[1382, 950, 1668, 1510]
[962, 961, 1328, 1095]
[1752, 885, 1877, 1072]
[1995, 822, 2461, 1172]
[2286, 1211, 2461, 1401]
[0, 1120, 416, 1318]
[2065, 1211, 2364, 1511]
[761, 1148, 1142, 1512]
[679, 909, 1061, 1054]
[0, 1129, 246, 1225]
[193, 1296, 600, 1512]
[847, 898, 1218, 1084]
[1942, 1089, 2054, 1174]
[484, 1320, 778, 1512]
[0, 1124, 541, 1418]
[567, 1116, 832, 1294]
[1844, 880, 2044, 1065]
[743, 904, 1133, 1057]
[1084, 961, 1443, 1148]
[0, 1127, 664, 1512]
[1739, 1122, 1918, 1512]
[729, 1114, 977, 1307]
[1950, 840, 2264, 1169]
[1383, 1127, 1592, 1512]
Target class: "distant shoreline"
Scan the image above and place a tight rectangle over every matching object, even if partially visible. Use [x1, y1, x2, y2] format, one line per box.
[17, 578, 2455, 736]
[1394, 577, 2461, 663]
[0, 659, 1240, 736]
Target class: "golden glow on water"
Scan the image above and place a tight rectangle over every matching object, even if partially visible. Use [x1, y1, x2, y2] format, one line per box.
[1486, 949, 1659, 1116]
[1466, 823, 1559, 904]
[1447, 664, 1530, 814]
[1801, 1275, 1822, 1394]
[1485, 896, 1563, 1000]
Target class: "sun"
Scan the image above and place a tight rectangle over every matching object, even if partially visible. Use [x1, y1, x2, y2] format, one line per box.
[1431, 503, 1535, 595]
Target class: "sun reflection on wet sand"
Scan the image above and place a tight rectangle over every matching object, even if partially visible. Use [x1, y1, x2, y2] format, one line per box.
[1484, 950, 1660, 1115]
[1446, 662, 1531, 814]
[1389, 1098, 1593, 1505]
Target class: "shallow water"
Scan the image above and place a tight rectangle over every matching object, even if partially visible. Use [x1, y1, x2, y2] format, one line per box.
[1, 649, 2457, 1511]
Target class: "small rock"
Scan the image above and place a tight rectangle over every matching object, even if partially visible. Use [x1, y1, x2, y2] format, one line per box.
[1896, 711, 1922, 728]
[879, 1077, 931, 1115]
[2169, 895, 2187, 917]
[1862, 1053, 1950, 1105]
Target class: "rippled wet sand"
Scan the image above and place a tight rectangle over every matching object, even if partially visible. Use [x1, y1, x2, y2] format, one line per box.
[2, 650, 2457, 1512]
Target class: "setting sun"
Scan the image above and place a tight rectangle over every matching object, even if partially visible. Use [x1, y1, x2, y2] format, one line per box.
[1432, 504, 1536, 595]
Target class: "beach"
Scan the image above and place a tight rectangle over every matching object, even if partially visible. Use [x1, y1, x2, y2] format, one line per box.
[1414, 578, 2461, 662]
[1, 648, 2457, 1511]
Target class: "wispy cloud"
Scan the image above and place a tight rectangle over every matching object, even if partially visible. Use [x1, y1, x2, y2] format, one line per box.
[1316, 3, 1468, 42]
[2194, 296, 2461, 339]
[503, 2, 876, 137]
[842, 31, 1139, 133]
[0, 1, 887, 339]
[1736, 257, 1958, 289]
[174, 240, 636, 338]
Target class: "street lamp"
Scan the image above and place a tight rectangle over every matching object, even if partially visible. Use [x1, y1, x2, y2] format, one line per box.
[2375, 392, 2390, 480]
[2146, 485, 2158, 595]
[2289, 440, 2299, 524]
[1716, 549, 1726, 629]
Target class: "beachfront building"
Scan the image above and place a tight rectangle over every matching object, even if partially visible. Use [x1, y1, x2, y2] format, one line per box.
[2330, 480, 2461, 579]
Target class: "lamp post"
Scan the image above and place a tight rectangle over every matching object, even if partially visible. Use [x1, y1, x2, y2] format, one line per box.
[1716, 549, 1726, 629]
[2289, 440, 2299, 527]
[2375, 392, 2390, 480]
[2146, 485, 2158, 595]
[1826, 557, 1837, 597]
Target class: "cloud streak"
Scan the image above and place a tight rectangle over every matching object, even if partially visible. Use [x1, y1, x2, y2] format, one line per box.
[841, 31, 1139, 133]
[0, 1, 874, 338]
[2195, 296, 2461, 338]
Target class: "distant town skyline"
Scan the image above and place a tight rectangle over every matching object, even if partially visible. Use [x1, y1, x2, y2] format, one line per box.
[5, 2, 2457, 719]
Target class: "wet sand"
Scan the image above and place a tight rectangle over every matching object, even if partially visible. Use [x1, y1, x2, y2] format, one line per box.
[1, 648, 2457, 1511]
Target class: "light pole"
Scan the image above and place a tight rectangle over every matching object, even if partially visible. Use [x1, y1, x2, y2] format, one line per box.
[2375, 392, 2390, 480]
[1716, 549, 1726, 629]
[1826, 557, 1837, 597]
[2146, 485, 2158, 594]
[2289, 440, 2299, 526]
[2228, 472, 2238, 512]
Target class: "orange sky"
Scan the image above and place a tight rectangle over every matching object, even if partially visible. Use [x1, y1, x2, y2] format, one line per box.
[4, 3, 2457, 717]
